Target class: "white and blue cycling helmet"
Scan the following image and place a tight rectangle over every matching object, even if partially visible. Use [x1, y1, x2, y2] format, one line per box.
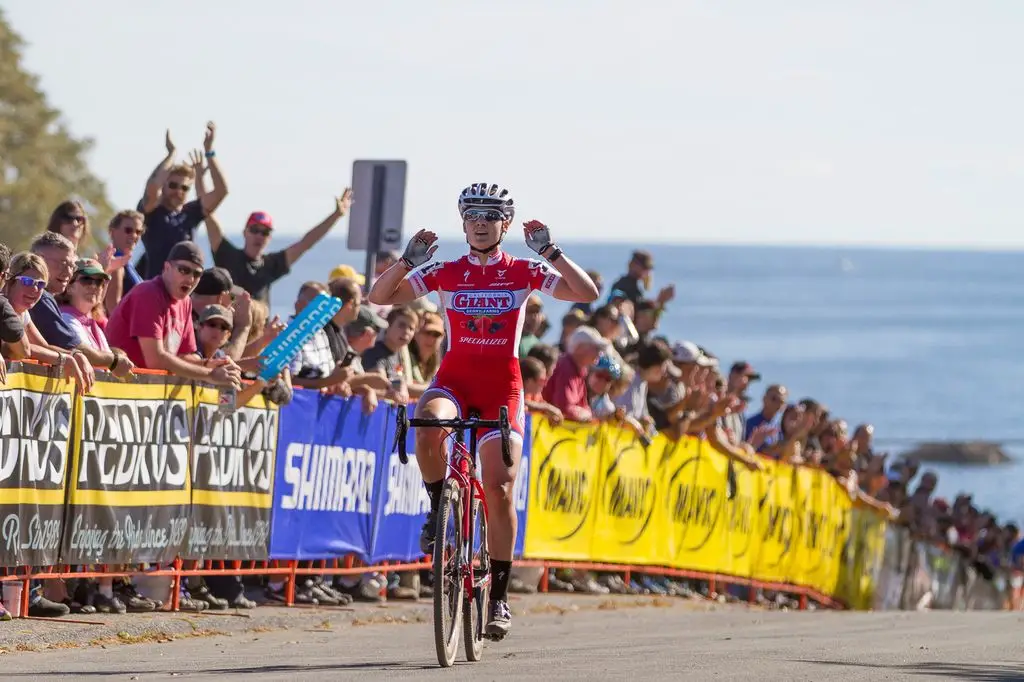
[458, 182, 515, 219]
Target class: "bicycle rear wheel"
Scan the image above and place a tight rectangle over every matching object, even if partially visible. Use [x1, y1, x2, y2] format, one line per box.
[433, 478, 464, 668]
[463, 496, 489, 661]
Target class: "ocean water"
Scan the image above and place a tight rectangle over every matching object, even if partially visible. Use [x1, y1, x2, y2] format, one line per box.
[191, 236, 1024, 523]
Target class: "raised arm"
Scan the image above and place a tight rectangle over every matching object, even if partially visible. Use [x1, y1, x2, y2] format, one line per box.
[141, 129, 176, 214]
[523, 221, 599, 303]
[198, 192, 227, 257]
[284, 189, 352, 267]
[199, 122, 229, 214]
[367, 229, 438, 306]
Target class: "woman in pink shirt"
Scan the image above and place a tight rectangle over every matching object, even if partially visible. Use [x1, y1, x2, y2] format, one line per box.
[57, 259, 133, 374]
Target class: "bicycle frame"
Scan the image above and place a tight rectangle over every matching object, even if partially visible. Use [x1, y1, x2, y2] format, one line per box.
[445, 427, 491, 597]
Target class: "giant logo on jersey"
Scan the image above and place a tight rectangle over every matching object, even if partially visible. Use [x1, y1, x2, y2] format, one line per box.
[450, 290, 515, 316]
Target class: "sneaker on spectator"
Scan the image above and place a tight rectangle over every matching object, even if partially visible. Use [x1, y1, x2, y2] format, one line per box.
[508, 576, 537, 594]
[547, 573, 574, 593]
[66, 581, 98, 614]
[230, 594, 256, 609]
[115, 582, 159, 612]
[638, 575, 667, 596]
[419, 582, 434, 599]
[93, 592, 127, 614]
[263, 585, 288, 603]
[307, 579, 340, 606]
[29, 594, 70, 618]
[176, 586, 209, 612]
[629, 579, 649, 595]
[191, 585, 229, 610]
[0, 601, 11, 621]
[387, 573, 419, 601]
[312, 579, 353, 606]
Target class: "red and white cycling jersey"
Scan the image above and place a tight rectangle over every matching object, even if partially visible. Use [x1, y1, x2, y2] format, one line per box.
[407, 250, 560, 360]
[406, 250, 561, 444]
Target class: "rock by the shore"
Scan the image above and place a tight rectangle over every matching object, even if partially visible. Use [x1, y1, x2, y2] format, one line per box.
[901, 441, 1013, 465]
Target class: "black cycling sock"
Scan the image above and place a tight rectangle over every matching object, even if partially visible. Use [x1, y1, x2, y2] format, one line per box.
[490, 560, 512, 602]
[424, 479, 444, 513]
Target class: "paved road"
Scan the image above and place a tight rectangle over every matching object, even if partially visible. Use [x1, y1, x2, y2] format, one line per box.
[4, 597, 1023, 681]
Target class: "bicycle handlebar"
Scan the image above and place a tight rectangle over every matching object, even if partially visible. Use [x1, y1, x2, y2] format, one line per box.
[392, 405, 513, 467]
[407, 417, 504, 429]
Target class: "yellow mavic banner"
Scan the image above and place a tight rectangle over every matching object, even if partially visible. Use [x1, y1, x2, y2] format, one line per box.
[589, 424, 660, 566]
[522, 416, 890, 606]
[523, 419, 603, 560]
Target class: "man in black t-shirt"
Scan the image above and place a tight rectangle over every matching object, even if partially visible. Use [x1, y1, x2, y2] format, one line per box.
[205, 189, 352, 306]
[137, 125, 229, 278]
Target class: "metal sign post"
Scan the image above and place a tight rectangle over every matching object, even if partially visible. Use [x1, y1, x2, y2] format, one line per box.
[347, 160, 408, 288]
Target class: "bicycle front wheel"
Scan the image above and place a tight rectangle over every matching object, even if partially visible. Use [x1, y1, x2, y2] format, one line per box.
[464, 495, 489, 662]
[433, 478, 464, 668]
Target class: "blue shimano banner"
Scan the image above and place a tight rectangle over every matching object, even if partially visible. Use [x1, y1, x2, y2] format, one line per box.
[513, 414, 532, 558]
[369, 405, 430, 563]
[368, 406, 534, 562]
[269, 390, 385, 561]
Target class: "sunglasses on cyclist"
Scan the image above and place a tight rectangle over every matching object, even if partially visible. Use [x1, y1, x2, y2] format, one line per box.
[462, 208, 506, 222]
[14, 276, 46, 291]
[168, 181, 191, 192]
[176, 264, 203, 279]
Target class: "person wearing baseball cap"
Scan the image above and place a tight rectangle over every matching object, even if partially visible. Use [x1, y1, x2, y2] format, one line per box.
[196, 304, 234, 360]
[106, 241, 241, 388]
[328, 263, 366, 286]
[204, 187, 353, 305]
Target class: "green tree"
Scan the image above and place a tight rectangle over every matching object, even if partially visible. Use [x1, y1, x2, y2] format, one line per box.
[0, 9, 111, 252]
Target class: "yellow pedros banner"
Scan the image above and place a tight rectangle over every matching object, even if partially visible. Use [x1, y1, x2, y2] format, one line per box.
[523, 417, 888, 605]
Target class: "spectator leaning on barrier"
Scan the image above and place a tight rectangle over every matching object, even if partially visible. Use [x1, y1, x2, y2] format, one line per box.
[55, 259, 135, 375]
[1, 252, 87, 387]
[46, 200, 90, 251]
[101, 209, 146, 312]
[0, 244, 28, 382]
[344, 306, 388, 366]
[195, 304, 234, 360]
[325, 276, 388, 408]
[28, 233, 133, 387]
[361, 305, 418, 402]
[519, 294, 546, 357]
[138, 125, 228, 279]
[408, 310, 445, 385]
[205, 188, 352, 306]
[105, 241, 241, 389]
[543, 325, 608, 422]
[289, 281, 354, 392]
[745, 384, 787, 453]
[520, 355, 563, 424]
[191, 267, 251, 361]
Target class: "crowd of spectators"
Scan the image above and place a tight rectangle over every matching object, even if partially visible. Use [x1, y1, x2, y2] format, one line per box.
[0, 124, 1020, 618]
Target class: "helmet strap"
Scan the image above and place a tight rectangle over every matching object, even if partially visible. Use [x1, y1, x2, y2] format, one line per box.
[466, 222, 509, 258]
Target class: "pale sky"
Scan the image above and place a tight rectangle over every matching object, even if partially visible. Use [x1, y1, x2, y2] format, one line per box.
[6, 1, 1024, 247]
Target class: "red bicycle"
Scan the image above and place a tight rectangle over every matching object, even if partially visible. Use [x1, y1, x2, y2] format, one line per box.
[393, 404, 513, 668]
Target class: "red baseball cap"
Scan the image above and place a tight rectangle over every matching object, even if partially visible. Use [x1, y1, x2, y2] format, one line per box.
[246, 211, 273, 229]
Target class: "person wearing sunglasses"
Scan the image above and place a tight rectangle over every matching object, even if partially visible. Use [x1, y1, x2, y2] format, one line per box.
[105, 241, 241, 389]
[0, 244, 29, 385]
[368, 182, 599, 640]
[137, 124, 229, 280]
[45, 200, 90, 250]
[204, 187, 353, 306]
[2, 251, 88, 389]
[27, 232, 143, 387]
[54, 258, 135, 374]
[100, 210, 147, 312]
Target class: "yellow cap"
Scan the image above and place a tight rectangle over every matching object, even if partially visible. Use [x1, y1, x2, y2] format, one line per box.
[328, 264, 366, 285]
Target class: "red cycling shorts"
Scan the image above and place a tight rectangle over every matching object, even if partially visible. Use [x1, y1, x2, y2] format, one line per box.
[424, 356, 525, 448]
